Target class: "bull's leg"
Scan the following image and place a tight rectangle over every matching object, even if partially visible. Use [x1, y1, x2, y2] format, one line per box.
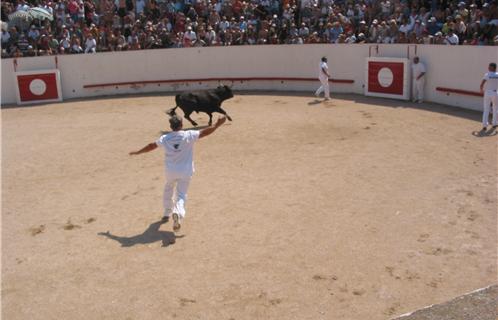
[184, 111, 198, 126]
[216, 107, 232, 121]
[207, 113, 213, 126]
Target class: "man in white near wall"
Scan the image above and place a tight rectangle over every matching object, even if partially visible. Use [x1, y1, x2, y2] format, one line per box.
[411, 56, 426, 103]
[315, 56, 331, 100]
[480, 62, 498, 131]
[129, 115, 227, 232]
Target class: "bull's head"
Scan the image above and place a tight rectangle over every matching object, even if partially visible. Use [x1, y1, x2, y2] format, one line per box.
[215, 85, 234, 101]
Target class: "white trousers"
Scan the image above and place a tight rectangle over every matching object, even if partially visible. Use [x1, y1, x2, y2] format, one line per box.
[315, 77, 330, 98]
[163, 171, 191, 219]
[482, 93, 498, 127]
[413, 78, 424, 101]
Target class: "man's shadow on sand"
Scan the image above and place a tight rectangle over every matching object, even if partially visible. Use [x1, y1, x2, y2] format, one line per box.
[98, 220, 184, 247]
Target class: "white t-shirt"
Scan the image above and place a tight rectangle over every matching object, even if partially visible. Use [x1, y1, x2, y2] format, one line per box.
[156, 130, 200, 176]
[411, 62, 426, 79]
[319, 61, 329, 80]
[483, 72, 498, 95]
[445, 34, 459, 45]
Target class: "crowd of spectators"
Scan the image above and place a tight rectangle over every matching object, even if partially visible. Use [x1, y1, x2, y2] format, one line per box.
[1, 0, 497, 58]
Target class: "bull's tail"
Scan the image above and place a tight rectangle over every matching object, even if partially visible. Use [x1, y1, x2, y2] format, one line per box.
[166, 106, 178, 117]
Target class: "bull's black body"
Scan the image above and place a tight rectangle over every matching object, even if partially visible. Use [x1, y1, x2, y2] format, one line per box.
[168, 85, 234, 126]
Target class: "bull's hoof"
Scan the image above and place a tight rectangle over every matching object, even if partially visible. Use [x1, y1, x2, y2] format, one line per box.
[227, 116, 233, 121]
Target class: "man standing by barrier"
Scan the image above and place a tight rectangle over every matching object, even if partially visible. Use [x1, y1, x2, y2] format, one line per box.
[315, 56, 331, 100]
[411, 56, 426, 103]
[129, 115, 227, 232]
[480, 62, 498, 131]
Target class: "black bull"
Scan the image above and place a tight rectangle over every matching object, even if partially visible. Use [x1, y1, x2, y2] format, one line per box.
[167, 85, 234, 126]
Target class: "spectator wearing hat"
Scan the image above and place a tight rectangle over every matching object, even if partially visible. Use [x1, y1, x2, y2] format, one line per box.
[369, 19, 380, 42]
[25, 45, 36, 57]
[377, 20, 389, 43]
[414, 19, 423, 37]
[434, 31, 445, 44]
[427, 17, 440, 35]
[385, 19, 399, 43]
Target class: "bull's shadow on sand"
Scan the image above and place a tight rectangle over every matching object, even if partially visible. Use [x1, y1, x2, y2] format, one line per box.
[98, 220, 184, 247]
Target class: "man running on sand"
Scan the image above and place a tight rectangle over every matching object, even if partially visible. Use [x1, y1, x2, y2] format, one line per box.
[129, 115, 227, 232]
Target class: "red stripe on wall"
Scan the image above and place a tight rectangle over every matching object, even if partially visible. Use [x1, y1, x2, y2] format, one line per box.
[83, 77, 355, 89]
[436, 87, 483, 97]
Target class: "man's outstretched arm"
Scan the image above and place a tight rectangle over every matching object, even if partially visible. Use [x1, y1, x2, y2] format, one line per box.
[199, 116, 226, 139]
[129, 142, 158, 155]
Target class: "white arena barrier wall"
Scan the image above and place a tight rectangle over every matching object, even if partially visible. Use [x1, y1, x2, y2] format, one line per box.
[2, 44, 497, 111]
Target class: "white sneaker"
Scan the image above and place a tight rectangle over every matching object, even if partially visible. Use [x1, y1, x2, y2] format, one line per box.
[172, 213, 181, 232]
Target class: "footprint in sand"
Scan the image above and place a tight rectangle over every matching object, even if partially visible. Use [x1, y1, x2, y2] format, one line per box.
[179, 298, 196, 307]
[63, 220, 82, 231]
[385, 266, 396, 277]
[359, 111, 373, 119]
[352, 289, 365, 296]
[417, 233, 430, 242]
[467, 211, 479, 221]
[85, 217, 97, 224]
[29, 225, 45, 236]
[312, 274, 338, 281]
[426, 279, 442, 288]
[424, 247, 453, 256]
[404, 270, 420, 281]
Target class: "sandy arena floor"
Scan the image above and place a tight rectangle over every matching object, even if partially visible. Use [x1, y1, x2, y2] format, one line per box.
[2, 93, 497, 320]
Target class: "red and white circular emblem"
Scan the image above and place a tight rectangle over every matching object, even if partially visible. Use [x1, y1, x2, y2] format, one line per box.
[377, 67, 394, 88]
[29, 79, 47, 96]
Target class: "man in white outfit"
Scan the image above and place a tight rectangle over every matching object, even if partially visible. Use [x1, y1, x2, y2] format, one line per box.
[315, 56, 331, 100]
[411, 56, 426, 103]
[480, 62, 498, 131]
[129, 115, 227, 232]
